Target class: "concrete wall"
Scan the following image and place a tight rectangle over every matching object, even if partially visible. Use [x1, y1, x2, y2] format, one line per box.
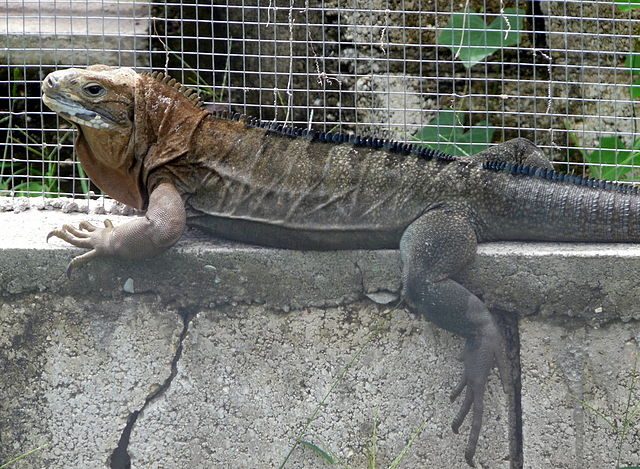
[0, 0, 151, 66]
[1, 201, 639, 468]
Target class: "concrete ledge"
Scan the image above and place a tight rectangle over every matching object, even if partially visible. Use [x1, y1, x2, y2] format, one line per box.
[1, 0, 150, 66]
[4, 208, 640, 322]
[1, 206, 639, 468]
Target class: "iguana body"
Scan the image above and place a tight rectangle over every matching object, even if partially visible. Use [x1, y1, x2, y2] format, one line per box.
[42, 65, 640, 465]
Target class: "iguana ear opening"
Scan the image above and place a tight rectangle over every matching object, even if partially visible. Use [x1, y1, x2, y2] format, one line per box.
[75, 126, 147, 210]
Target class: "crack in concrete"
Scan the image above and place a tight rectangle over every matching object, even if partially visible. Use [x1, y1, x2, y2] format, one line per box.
[353, 258, 366, 295]
[109, 309, 194, 469]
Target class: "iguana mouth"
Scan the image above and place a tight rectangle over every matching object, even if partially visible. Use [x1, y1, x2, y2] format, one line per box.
[42, 92, 116, 130]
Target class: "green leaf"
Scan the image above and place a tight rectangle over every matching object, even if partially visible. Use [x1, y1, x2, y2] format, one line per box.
[615, 0, 640, 11]
[438, 8, 524, 69]
[12, 181, 45, 196]
[413, 110, 462, 145]
[299, 440, 337, 465]
[625, 54, 640, 75]
[77, 164, 90, 195]
[631, 79, 640, 99]
[584, 136, 638, 181]
[23, 166, 43, 177]
[413, 111, 495, 156]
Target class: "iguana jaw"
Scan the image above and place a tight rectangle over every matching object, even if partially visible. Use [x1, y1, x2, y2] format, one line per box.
[42, 92, 114, 130]
[42, 66, 137, 131]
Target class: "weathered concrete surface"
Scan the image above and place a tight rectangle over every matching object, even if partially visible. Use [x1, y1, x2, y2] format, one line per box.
[128, 305, 508, 468]
[0, 295, 183, 468]
[1, 205, 639, 468]
[3, 206, 640, 323]
[521, 319, 640, 468]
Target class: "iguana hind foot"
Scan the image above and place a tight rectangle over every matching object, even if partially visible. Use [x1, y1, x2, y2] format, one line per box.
[450, 323, 507, 467]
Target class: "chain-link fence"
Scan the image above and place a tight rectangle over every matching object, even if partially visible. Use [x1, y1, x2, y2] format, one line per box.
[2, 0, 640, 198]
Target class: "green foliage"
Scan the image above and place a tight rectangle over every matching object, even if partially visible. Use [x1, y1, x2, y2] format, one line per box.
[278, 320, 387, 469]
[581, 136, 640, 182]
[299, 440, 339, 465]
[438, 8, 524, 69]
[615, 0, 640, 12]
[625, 53, 640, 74]
[278, 308, 426, 469]
[387, 420, 427, 469]
[624, 53, 640, 99]
[413, 110, 495, 156]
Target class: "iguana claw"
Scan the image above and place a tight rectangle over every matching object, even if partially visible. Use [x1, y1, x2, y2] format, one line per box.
[46, 219, 115, 276]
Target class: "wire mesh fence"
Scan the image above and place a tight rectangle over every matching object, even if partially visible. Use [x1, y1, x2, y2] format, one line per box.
[1, 0, 640, 199]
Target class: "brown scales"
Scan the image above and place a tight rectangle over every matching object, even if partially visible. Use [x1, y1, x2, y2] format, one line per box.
[143, 71, 639, 197]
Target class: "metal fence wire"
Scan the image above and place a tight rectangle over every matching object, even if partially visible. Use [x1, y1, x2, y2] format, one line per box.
[1, 0, 640, 199]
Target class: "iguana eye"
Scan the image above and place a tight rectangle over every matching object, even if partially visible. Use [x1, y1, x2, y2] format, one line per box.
[83, 84, 105, 97]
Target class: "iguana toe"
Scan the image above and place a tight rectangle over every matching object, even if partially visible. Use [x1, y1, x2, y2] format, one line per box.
[65, 250, 99, 278]
[78, 220, 99, 231]
[47, 225, 94, 249]
[451, 384, 473, 433]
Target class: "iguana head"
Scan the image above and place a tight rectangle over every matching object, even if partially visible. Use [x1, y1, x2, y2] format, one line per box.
[42, 64, 137, 131]
[42, 65, 208, 209]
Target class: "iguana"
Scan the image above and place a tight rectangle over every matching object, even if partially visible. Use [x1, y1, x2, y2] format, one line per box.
[41, 65, 640, 466]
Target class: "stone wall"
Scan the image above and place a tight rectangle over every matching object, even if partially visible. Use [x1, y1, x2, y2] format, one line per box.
[0, 205, 639, 468]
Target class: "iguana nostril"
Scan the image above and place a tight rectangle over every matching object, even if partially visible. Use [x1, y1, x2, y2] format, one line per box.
[45, 75, 59, 90]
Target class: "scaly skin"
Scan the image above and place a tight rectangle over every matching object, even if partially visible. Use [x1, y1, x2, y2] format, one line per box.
[42, 65, 640, 466]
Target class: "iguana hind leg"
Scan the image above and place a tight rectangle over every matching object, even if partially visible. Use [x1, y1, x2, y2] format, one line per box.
[400, 208, 506, 467]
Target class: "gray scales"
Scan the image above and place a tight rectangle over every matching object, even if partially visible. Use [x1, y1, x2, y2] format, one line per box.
[41, 65, 640, 466]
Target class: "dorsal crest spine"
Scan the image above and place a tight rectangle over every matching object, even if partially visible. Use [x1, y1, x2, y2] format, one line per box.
[208, 107, 454, 163]
[482, 159, 639, 195]
[144, 70, 205, 108]
[143, 72, 637, 196]
[142, 72, 455, 164]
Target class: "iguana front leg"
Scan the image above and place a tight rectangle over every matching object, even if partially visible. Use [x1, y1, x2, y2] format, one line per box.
[47, 182, 186, 276]
[400, 208, 506, 466]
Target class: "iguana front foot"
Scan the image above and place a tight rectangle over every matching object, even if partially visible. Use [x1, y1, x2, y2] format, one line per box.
[47, 220, 115, 277]
[449, 328, 506, 467]
[47, 182, 187, 277]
